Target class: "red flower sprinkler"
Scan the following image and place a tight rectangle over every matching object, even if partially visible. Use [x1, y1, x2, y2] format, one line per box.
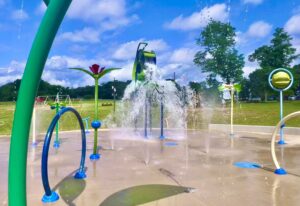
[70, 64, 121, 160]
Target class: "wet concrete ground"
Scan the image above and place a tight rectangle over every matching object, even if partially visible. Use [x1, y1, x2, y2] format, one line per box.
[1, 129, 300, 206]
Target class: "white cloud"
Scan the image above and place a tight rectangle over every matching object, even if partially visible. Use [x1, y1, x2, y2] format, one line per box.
[44, 55, 96, 87]
[235, 31, 246, 45]
[11, 9, 29, 21]
[247, 21, 272, 38]
[291, 37, 300, 56]
[68, 0, 125, 21]
[50, 0, 139, 43]
[42, 71, 74, 87]
[42, 55, 123, 87]
[0, 75, 22, 86]
[284, 14, 300, 65]
[112, 39, 169, 60]
[236, 21, 272, 46]
[160, 63, 205, 85]
[66, 0, 138, 30]
[165, 4, 229, 31]
[169, 48, 197, 64]
[108, 62, 133, 80]
[285, 14, 300, 35]
[242, 0, 263, 5]
[0, 61, 25, 85]
[242, 55, 259, 76]
[45, 56, 96, 70]
[36, 2, 46, 14]
[58, 27, 101, 43]
[243, 65, 258, 77]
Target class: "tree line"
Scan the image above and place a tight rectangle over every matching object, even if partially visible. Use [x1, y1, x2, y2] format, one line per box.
[192, 20, 300, 102]
[0, 79, 131, 102]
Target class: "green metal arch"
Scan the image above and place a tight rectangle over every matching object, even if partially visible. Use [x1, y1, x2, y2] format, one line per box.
[8, 0, 72, 205]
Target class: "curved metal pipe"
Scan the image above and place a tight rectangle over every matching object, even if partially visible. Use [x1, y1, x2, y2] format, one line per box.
[271, 111, 300, 173]
[41, 107, 86, 201]
[8, 1, 72, 205]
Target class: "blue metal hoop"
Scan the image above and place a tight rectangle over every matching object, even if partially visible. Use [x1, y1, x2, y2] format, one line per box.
[41, 107, 87, 203]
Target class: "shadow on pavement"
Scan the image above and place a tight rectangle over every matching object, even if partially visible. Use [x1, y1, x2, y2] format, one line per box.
[52, 169, 86, 206]
[99, 184, 191, 206]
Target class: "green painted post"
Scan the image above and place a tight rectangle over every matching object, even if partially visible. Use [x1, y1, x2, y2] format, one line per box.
[113, 78, 116, 113]
[8, 1, 72, 205]
[93, 78, 99, 155]
[55, 103, 59, 144]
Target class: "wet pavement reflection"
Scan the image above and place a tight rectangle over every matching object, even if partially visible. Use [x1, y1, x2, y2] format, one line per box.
[1, 129, 300, 205]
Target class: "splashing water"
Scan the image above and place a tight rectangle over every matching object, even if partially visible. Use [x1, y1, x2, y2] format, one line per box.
[17, 0, 25, 40]
[104, 63, 193, 140]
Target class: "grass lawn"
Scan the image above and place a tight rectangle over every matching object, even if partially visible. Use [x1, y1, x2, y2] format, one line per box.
[2, 100, 300, 136]
[0, 100, 116, 136]
[208, 101, 300, 127]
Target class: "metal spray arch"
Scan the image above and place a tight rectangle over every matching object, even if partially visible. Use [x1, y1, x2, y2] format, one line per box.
[8, 1, 72, 205]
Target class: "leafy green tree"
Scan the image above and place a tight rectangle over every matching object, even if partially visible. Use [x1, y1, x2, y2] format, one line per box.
[189, 81, 206, 93]
[248, 67, 275, 101]
[0, 80, 20, 101]
[239, 78, 251, 100]
[289, 64, 300, 96]
[0, 79, 131, 101]
[249, 28, 299, 68]
[248, 28, 299, 100]
[194, 20, 245, 84]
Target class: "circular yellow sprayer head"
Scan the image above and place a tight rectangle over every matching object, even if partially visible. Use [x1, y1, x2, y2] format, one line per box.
[271, 71, 291, 89]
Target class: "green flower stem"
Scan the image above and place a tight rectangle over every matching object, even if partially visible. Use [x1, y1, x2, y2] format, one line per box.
[93, 77, 99, 155]
[230, 87, 234, 135]
[55, 103, 59, 143]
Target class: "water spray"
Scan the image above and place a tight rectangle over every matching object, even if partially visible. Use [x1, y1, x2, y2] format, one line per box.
[48, 93, 67, 148]
[132, 42, 157, 138]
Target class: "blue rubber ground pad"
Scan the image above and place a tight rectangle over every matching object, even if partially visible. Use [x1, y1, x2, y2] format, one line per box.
[233, 161, 261, 169]
[164, 142, 178, 147]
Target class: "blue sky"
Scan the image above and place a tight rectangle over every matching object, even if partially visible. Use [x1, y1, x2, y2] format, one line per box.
[0, 0, 300, 87]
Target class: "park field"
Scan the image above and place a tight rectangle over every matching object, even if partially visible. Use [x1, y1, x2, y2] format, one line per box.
[0, 100, 115, 136]
[208, 101, 300, 127]
[2, 100, 300, 136]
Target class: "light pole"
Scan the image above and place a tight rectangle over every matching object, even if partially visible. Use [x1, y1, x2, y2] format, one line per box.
[159, 92, 165, 140]
[112, 84, 117, 113]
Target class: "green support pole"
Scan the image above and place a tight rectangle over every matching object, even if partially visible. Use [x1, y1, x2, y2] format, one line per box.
[230, 87, 234, 136]
[93, 78, 99, 155]
[54, 103, 60, 147]
[56, 104, 59, 142]
[113, 93, 116, 113]
[8, 1, 72, 205]
[113, 78, 116, 113]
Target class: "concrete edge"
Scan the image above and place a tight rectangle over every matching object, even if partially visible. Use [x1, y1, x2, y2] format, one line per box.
[209, 124, 300, 135]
